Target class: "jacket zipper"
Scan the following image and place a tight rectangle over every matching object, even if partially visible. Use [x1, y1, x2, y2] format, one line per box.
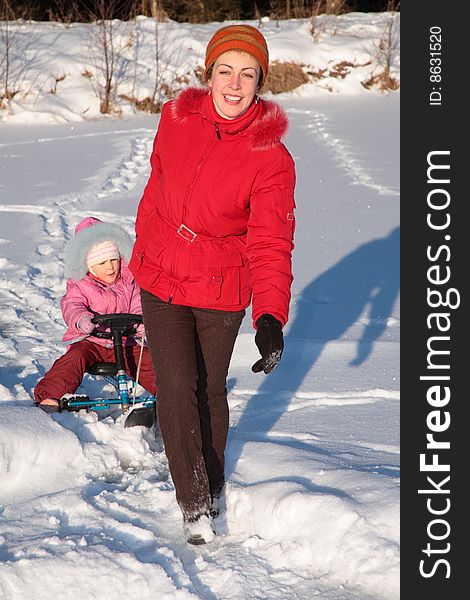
[181, 136, 217, 224]
[168, 121, 221, 297]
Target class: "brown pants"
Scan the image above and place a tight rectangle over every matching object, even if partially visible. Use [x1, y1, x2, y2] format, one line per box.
[141, 289, 244, 521]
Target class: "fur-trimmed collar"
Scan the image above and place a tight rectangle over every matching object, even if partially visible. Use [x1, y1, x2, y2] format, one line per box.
[169, 87, 288, 151]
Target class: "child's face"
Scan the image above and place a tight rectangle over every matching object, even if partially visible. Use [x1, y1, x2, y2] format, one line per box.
[91, 259, 120, 284]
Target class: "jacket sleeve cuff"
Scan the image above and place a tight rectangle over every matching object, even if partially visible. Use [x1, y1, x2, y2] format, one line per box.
[252, 310, 286, 330]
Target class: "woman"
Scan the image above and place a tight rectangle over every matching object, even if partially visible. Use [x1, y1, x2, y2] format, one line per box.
[129, 24, 296, 545]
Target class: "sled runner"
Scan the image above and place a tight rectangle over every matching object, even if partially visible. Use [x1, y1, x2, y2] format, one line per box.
[59, 313, 156, 428]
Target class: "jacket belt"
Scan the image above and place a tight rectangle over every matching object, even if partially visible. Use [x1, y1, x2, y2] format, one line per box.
[156, 214, 239, 245]
[173, 223, 246, 247]
[177, 223, 198, 243]
[174, 222, 231, 244]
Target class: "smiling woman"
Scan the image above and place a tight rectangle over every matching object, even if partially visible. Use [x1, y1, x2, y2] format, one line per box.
[208, 51, 260, 120]
[129, 23, 296, 546]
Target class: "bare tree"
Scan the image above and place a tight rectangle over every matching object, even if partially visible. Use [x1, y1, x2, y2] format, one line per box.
[310, 0, 348, 41]
[0, 0, 38, 107]
[363, 1, 400, 91]
[81, 0, 134, 114]
[0, 0, 18, 105]
[126, 0, 171, 113]
[46, 0, 80, 27]
[376, 1, 400, 90]
[148, 0, 165, 110]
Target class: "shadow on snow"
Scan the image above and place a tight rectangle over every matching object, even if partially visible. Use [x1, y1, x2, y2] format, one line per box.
[227, 226, 399, 476]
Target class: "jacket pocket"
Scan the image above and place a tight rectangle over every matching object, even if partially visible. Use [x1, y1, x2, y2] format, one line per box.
[190, 250, 249, 306]
[133, 236, 168, 270]
[128, 237, 145, 272]
[129, 236, 167, 291]
[222, 258, 251, 306]
[270, 206, 296, 239]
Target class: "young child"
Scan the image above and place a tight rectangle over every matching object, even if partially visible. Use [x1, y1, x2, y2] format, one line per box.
[34, 216, 157, 413]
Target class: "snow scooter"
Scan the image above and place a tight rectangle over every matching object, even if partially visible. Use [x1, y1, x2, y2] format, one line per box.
[59, 313, 156, 428]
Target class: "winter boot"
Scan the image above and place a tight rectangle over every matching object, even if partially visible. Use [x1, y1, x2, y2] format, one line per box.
[183, 514, 215, 545]
[210, 495, 221, 518]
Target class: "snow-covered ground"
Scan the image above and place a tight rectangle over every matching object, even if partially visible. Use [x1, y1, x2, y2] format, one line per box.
[0, 15, 399, 600]
[0, 12, 399, 123]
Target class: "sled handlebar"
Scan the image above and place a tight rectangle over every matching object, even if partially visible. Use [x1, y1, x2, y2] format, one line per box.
[91, 313, 143, 340]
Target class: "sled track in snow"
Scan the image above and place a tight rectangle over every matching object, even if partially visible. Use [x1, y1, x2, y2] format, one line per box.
[97, 135, 153, 197]
[0, 127, 155, 149]
[288, 108, 399, 197]
[0, 130, 153, 402]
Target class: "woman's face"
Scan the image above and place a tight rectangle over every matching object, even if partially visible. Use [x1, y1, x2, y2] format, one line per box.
[207, 50, 260, 120]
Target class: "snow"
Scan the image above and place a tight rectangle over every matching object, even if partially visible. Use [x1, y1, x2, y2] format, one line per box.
[0, 14, 399, 600]
[0, 13, 399, 124]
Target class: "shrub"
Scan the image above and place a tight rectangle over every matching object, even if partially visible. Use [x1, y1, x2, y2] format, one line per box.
[262, 61, 309, 94]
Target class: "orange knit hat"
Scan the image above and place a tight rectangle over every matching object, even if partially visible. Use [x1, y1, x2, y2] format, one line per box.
[205, 24, 269, 88]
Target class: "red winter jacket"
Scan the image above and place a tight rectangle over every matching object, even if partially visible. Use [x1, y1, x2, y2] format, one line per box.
[129, 87, 296, 327]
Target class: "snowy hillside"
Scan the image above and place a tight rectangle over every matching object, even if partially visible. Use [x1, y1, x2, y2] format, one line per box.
[0, 14, 399, 600]
[0, 12, 400, 123]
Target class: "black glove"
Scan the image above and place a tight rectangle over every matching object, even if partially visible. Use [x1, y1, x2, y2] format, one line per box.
[251, 314, 284, 374]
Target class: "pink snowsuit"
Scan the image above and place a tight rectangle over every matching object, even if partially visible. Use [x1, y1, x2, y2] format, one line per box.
[33, 217, 157, 405]
[61, 262, 143, 347]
